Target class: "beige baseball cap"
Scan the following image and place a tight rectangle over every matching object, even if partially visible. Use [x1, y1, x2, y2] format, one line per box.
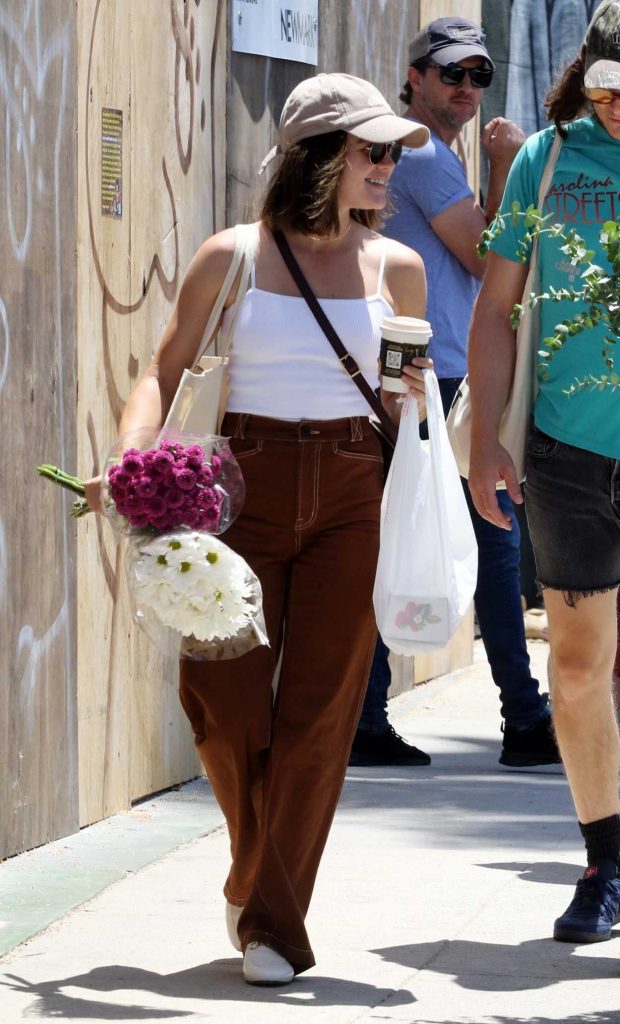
[259, 73, 430, 173]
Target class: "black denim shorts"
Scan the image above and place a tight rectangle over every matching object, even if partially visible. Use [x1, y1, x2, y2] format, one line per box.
[525, 425, 620, 604]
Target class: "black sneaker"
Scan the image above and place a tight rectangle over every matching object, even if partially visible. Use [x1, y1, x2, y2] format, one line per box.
[348, 725, 431, 767]
[499, 714, 561, 767]
[554, 869, 620, 942]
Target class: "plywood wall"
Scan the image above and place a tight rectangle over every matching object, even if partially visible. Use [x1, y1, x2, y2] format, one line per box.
[1, 0, 483, 860]
[76, 0, 226, 828]
[0, 1, 79, 861]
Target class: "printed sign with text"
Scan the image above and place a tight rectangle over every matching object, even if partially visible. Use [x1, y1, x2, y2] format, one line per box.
[232, 0, 318, 65]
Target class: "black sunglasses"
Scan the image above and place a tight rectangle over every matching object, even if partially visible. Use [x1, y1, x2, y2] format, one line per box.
[365, 141, 403, 166]
[427, 61, 493, 89]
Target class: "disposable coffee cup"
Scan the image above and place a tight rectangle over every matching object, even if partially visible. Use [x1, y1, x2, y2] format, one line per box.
[379, 316, 432, 393]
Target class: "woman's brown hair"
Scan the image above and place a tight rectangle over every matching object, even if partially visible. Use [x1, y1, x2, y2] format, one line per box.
[546, 46, 589, 137]
[260, 130, 381, 236]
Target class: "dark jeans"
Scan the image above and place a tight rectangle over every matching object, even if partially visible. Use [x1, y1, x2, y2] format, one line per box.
[358, 377, 547, 733]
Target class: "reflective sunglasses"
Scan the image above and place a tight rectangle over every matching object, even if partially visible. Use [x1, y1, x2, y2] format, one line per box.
[364, 141, 403, 166]
[427, 61, 493, 89]
[584, 86, 620, 104]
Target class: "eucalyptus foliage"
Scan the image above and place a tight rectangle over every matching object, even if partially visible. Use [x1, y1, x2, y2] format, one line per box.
[478, 208, 620, 396]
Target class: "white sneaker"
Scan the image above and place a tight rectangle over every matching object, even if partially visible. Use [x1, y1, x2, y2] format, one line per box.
[243, 941, 294, 985]
[225, 902, 243, 952]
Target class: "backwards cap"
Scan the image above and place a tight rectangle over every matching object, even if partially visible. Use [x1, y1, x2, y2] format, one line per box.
[584, 0, 620, 90]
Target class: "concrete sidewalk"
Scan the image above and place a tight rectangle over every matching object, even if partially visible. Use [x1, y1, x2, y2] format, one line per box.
[1, 639, 619, 1023]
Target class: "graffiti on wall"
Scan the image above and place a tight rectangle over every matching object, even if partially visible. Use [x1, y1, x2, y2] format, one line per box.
[0, 0, 76, 846]
[84, 0, 223, 606]
[77, 0, 225, 822]
[0, 0, 224, 854]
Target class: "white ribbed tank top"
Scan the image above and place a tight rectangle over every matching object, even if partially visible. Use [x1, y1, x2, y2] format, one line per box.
[222, 245, 393, 420]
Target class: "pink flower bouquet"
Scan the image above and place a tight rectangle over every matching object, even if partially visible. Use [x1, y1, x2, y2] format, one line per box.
[102, 433, 245, 536]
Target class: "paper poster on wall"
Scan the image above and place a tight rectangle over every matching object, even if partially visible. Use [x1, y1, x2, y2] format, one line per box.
[232, 0, 318, 65]
[101, 108, 123, 218]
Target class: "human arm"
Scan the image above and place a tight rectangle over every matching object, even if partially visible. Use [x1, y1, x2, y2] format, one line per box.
[84, 227, 239, 512]
[429, 118, 525, 280]
[381, 239, 431, 422]
[481, 117, 526, 225]
[467, 251, 529, 528]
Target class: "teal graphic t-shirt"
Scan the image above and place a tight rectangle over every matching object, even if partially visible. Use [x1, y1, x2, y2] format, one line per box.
[490, 115, 620, 459]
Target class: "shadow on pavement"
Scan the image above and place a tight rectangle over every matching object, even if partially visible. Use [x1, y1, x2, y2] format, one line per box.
[478, 861, 583, 885]
[340, 758, 571, 852]
[0, 964, 416, 1019]
[372, 935, 620, 992]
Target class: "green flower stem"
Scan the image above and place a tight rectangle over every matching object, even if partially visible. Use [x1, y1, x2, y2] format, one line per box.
[36, 464, 92, 517]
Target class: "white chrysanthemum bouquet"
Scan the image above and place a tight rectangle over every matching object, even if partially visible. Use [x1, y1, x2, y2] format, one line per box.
[130, 531, 266, 659]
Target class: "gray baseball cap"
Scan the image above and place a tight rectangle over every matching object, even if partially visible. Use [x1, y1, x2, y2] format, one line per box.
[584, 0, 620, 89]
[259, 73, 429, 173]
[408, 17, 495, 70]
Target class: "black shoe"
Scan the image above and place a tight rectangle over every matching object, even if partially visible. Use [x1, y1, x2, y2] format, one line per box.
[554, 869, 620, 943]
[348, 725, 431, 767]
[499, 714, 561, 767]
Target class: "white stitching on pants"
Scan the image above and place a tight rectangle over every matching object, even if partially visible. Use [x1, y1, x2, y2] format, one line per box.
[295, 443, 321, 544]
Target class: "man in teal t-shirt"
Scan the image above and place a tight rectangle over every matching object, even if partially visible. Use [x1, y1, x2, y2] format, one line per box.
[490, 114, 620, 458]
[468, 0, 620, 949]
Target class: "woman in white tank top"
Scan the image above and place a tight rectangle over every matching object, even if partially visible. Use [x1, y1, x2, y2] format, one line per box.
[86, 74, 429, 985]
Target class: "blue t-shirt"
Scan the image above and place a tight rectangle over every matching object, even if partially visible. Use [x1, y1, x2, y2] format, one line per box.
[382, 133, 480, 379]
[490, 115, 620, 459]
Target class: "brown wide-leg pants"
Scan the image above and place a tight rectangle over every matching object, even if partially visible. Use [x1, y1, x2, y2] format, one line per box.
[179, 412, 383, 974]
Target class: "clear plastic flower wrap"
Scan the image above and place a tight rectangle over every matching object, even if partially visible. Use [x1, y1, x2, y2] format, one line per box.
[99, 429, 268, 661]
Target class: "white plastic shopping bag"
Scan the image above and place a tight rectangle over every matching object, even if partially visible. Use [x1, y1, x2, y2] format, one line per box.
[373, 371, 478, 656]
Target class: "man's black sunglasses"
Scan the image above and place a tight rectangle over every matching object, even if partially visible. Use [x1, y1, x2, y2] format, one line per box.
[427, 61, 493, 89]
[365, 141, 403, 166]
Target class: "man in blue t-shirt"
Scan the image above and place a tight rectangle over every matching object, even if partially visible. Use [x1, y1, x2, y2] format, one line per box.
[350, 17, 561, 769]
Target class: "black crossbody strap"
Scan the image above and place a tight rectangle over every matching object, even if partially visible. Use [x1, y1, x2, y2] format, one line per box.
[273, 229, 397, 443]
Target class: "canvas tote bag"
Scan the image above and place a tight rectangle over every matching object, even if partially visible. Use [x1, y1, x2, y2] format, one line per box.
[446, 131, 562, 483]
[162, 224, 259, 437]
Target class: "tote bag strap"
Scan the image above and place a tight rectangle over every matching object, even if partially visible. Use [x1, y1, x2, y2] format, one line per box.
[525, 130, 563, 403]
[194, 223, 259, 363]
[537, 131, 562, 208]
[530, 131, 563, 278]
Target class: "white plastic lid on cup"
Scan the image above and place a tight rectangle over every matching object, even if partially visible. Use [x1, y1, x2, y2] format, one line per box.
[381, 315, 433, 343]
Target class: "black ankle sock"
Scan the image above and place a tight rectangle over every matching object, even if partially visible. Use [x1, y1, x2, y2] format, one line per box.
[579, 814, 620, 878]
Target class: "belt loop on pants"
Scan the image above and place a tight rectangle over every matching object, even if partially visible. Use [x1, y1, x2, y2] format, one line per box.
[350, 417, 363, 442]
